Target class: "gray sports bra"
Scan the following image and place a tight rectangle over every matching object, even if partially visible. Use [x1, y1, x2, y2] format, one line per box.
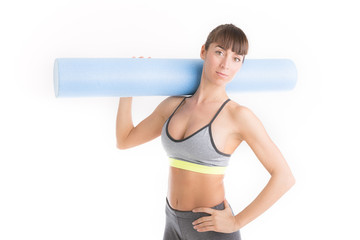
[161, 96, 231, 174]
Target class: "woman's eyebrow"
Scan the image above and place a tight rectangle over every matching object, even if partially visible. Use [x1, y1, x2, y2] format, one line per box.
[216, 45, 241, 55]
[215, 45, 243, 58]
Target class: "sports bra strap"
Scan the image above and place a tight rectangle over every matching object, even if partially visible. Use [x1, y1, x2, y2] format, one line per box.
[169, 96, 230, 124]
[169, 96, 188, 118]
[209, 98, 231, 124]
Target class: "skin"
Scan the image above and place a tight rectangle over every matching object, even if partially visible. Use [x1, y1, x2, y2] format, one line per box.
[116, 42, 295, 233]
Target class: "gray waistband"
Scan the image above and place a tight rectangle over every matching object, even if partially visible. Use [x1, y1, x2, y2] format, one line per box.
[165, 198, 225, 219]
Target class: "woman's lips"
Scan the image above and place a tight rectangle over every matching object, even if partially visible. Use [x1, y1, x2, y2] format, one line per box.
[216, 71, 228, 77]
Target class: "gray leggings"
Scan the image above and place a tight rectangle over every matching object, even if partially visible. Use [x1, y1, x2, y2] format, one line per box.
[163, 198, 241, 240]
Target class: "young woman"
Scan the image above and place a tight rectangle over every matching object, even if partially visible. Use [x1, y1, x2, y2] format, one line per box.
[116, 24, 295, 240]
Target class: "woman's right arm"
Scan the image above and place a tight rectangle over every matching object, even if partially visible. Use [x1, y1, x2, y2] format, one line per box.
[116, 97, 134, 149]
[116, 96, 180, 149]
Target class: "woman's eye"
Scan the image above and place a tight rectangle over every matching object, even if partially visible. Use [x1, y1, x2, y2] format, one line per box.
[234, 57, 241, 62]
[216, 51, 223, 56]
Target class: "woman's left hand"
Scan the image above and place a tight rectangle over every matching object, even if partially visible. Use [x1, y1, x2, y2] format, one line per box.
[192, 199, 238, 233]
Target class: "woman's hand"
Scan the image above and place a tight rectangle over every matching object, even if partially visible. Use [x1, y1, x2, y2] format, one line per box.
[192, 199, 238, 233]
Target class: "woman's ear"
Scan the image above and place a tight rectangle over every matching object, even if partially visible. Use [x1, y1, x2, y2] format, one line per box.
[200, 44, 206, 60]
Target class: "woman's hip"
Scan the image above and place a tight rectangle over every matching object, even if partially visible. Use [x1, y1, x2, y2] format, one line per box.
[163, 197, 241, 240]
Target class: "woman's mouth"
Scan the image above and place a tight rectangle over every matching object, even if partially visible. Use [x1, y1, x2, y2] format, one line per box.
[216, 71, 228, 78]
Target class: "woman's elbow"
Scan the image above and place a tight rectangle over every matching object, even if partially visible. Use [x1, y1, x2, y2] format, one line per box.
[283, 172, 296, 189]
[288, 174, 296, 188]
[276, 165, 296, 188]
[273, 170, 296, 189]
[116, 141, 129, 150]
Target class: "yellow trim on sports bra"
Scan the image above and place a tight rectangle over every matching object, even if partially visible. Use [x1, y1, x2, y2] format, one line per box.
[169, 157, 226, 175]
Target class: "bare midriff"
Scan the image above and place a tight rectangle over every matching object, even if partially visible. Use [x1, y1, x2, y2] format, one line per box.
[167, 166, 225, 211]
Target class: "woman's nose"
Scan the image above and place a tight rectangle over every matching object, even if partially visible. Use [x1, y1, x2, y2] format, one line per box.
[220, 56, 231, 69]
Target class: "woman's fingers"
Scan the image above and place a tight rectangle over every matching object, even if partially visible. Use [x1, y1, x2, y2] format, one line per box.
[193, 220, 214, 231]
[192, 207, 214, 214]
[192, 216, 212, 226]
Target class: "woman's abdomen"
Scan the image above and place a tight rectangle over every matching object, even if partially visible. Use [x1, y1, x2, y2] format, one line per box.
[167, 166, 225, 211]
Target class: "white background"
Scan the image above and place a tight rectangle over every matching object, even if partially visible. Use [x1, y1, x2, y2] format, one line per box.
[1, 0, 359, 239]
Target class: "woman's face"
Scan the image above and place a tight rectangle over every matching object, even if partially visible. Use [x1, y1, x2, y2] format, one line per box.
[200, 42, 244, 86]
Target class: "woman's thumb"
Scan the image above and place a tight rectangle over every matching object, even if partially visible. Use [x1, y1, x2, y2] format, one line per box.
[224, 199, 230, 209]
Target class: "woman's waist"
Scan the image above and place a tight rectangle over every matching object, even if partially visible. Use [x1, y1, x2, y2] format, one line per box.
[167, 166, 225, 211]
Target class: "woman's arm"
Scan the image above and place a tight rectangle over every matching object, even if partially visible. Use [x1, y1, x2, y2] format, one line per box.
[115, 96, 182, 149]
[116, 97, 134, 149]
[233, 106, 296, 229]
[191, 105, 295, 233]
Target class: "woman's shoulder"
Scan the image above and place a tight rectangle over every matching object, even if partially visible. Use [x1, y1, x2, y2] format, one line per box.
[227, 100, 253, 118]
[159, 95, 187, 110]
[227, 100, 261, 128]
[154, 95, 188, 121]
[164, 95, 187, 103]
[227, 100, 265, 140]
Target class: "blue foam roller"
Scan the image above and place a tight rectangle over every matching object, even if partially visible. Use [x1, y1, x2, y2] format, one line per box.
[53, 58, 297, 97]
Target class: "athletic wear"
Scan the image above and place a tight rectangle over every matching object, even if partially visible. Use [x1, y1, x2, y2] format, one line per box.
[163, 198, 241, 240]
[161, 96, 231, 174]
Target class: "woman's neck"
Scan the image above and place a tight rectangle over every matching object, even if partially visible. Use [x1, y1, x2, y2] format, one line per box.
[190, 80, 229, 105]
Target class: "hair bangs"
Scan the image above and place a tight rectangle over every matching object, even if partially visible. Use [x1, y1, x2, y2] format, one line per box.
[205, 24, 249, 56]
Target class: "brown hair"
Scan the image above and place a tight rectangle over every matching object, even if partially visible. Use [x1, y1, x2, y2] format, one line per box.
[204, 24, 249, 62]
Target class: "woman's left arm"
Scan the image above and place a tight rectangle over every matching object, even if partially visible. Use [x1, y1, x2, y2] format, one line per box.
[233, 106, 296, 230]
[192, 106, 295, 233]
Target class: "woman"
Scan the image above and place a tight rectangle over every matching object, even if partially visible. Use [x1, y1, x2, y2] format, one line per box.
[116, 24, 295, 240]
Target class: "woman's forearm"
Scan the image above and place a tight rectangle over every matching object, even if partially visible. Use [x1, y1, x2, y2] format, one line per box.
[234, 173, 295, 230]
[116, 97, 134, 149]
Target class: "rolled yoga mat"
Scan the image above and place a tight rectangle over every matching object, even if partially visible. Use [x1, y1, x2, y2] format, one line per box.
[53, 58, 297, 97]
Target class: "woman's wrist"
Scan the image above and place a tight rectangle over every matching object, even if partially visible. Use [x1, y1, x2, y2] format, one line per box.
[234, 212, 245, 230]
